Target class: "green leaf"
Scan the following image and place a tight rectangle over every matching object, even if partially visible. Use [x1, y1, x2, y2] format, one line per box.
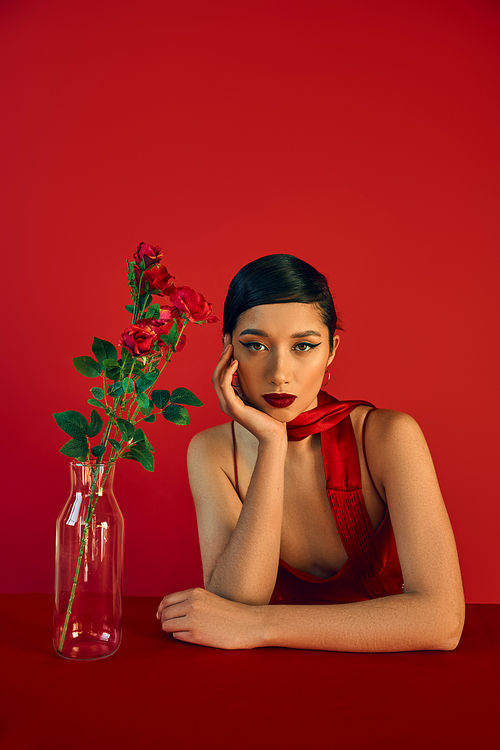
[135, 392, 150, 409]
[125, 304, 135, 314]
[121, 451, 137, 462]
[162, 403, 189, 426]
[91, 444, 106, 458]
[116, 417, 135, 442]
[159, 319, 179, 347]
[145, 303, 160, 320]
[92, 337, 118, 365]
[109, 438, 122, 452]
[135, 369, 160, 393]
[87, 409, 103, 438]
[53, 411, 89, 439]
[91, 387, 104, 399]
[60, 437, 88, 460]
[88, 398, 104, 408]
[139, 403, 154, 416]
[105, 365, 121, 381]
[128, 445, 155, 472]
[73, 356, 101, 378]
[143, 413, 156, 423]
[145, 436, 155, 452]
[133, 429, 155, 452]
[150, 389, 170, 409]
[102, 358, 119, 370]
[170, 387, 203, 407]
[108, 381, 125, 397]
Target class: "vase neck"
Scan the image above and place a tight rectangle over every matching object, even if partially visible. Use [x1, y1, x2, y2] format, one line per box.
[69, 462, 115, 494]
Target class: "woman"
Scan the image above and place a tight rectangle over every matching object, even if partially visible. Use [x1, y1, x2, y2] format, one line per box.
[157, 254, 465, 651]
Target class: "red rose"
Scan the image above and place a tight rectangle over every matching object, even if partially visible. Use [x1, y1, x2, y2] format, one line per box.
[119, 320, 159, 357]
[133, 242, 164, 269]
[135, 263, 176, 296]
[169, 286, 219, 323]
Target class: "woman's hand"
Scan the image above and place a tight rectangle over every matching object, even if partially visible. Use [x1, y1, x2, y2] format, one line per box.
[156, 588, 264, 649]
[212, 335, 286, 444]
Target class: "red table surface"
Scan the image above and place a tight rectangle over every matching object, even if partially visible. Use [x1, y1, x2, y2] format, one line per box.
[0, 595, 498, 750]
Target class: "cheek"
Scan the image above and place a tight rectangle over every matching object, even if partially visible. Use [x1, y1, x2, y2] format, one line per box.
[236, 359, 259, 386]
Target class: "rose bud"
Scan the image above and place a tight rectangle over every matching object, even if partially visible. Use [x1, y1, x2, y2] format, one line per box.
[169, 286, 219, 323]
[133, 243, 164, 269]
[158, 304, 182, 324]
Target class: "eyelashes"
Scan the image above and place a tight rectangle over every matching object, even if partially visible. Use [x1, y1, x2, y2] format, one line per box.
[240, 341, 321, 352]
[294, 342, 320, 352]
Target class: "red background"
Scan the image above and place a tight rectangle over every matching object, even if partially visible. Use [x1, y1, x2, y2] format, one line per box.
[1, 0, 499, 602]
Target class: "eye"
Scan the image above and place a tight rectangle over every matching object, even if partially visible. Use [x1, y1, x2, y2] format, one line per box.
[241, 341, 268, 351]
[293, 342, 320, 352]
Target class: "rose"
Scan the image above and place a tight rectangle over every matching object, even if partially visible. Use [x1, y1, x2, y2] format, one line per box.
[135, 264, 176, 296]
[169, 286, 219, 323]
[133, 242, 164, 269]
[119, 320, 160, 357]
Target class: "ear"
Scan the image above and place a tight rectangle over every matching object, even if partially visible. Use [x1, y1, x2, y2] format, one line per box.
[327, 334, 340, 367]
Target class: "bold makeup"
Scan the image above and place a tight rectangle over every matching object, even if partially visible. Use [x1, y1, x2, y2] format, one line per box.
[262, 393, 297, 408]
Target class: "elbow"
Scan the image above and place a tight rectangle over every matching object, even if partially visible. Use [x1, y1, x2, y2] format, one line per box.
[435, 605, 465, 651]
[205, 577, 271, 606]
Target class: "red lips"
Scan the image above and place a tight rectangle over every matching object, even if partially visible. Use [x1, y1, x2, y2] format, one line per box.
[262, 393, 297, 408]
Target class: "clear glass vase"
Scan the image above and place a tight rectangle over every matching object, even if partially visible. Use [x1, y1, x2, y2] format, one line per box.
[53, 461, 124, 660]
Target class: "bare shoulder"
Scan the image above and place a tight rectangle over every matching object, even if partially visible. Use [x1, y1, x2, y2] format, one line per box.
[351, 405, 434, 492]
[187, 422, 236, 490]
[188, 422, 232, 460]
[352, 405, 426, 449]
[367, 408, 430, 459]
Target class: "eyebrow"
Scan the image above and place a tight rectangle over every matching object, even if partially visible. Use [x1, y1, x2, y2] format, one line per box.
[239, 328, 322, 338]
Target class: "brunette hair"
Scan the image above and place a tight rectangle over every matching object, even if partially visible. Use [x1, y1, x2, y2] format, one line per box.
[223, 254, 342, 348]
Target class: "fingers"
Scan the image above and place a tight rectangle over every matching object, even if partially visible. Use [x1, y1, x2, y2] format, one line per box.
[212, 340, 233, 386]
[212, 338, 245, 418]
[156, 589, 192, 619]
[160, 603, 190, 633]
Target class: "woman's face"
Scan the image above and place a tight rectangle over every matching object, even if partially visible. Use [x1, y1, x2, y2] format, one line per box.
[231, 302, 339, 421]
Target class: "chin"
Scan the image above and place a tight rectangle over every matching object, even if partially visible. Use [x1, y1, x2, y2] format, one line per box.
[262, 402, 306, 422]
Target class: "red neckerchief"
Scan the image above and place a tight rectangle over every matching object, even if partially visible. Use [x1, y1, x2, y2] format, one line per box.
[286, 389, 374, 440]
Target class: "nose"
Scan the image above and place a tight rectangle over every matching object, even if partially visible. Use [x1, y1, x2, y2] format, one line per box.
[266, 349, 291, 386]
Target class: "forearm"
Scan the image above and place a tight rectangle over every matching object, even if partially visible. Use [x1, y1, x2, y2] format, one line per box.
[207, 440, 286, 605]
[256, 592, 464, 652]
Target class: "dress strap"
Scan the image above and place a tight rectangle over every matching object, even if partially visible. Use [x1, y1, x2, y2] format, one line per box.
[361, 408, 386, 506]
[231, 421, 239, 497]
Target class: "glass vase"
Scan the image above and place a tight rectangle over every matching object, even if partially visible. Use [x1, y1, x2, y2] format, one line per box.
[53, 461, 124, 660]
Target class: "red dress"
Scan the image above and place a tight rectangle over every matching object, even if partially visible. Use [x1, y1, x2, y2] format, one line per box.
[231, 393, 404, 605]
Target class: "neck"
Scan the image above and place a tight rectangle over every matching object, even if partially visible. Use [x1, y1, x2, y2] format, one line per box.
[285, 432, 319, 454]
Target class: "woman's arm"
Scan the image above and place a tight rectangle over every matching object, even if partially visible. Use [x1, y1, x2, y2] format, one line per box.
[188, 430, 287, 605]
[159, 410, 465, 651]
[259, 411, 465, 651]
[187, 338, 288, 605]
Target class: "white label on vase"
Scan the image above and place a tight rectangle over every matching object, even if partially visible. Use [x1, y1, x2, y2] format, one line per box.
[67, 492, 83, 526]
